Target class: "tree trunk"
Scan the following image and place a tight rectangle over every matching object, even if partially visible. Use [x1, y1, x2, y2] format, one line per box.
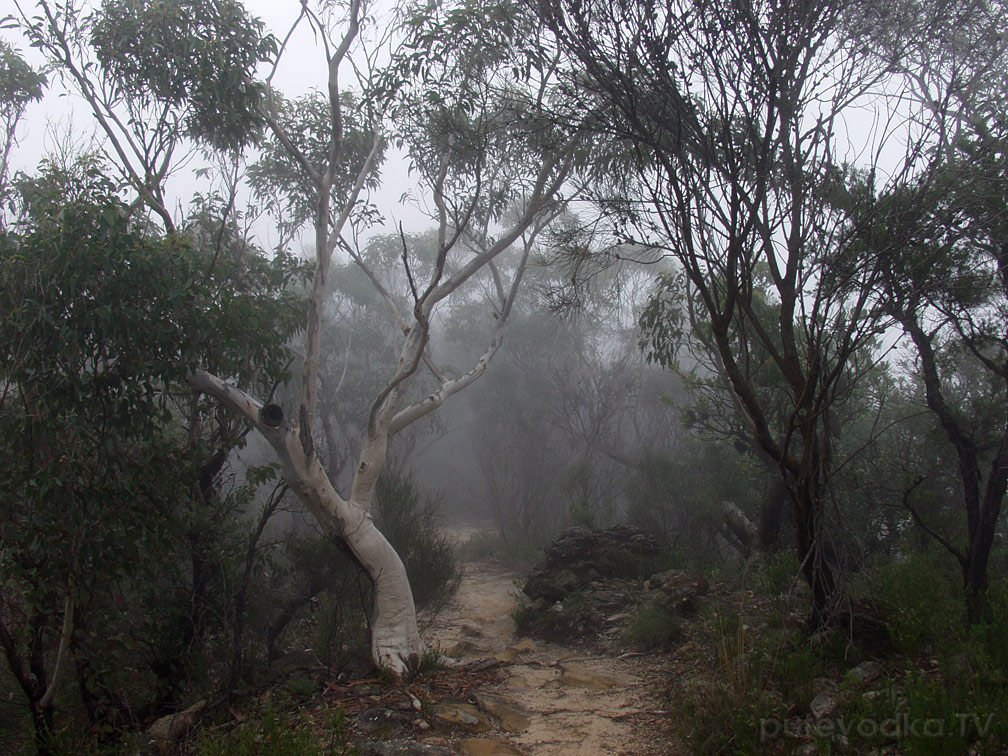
[792, 483, 836, 630]
[757, 474, 788, 553]
[189, 371, 424, 676]
[280, 450, 423, 673]
[30, 705, 56, 756]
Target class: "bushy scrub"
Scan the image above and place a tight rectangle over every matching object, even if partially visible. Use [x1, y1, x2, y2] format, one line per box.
[873, 550, 965, 656]
[0, 157, 303, 752]
[194, 708, 358, 756]
[625, 442, 757, 571]
[624, 604, 683, 649]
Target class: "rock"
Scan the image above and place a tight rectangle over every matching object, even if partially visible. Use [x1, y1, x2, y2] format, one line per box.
[517, 597, 606, 643]
[471, 690, 532, 732]
[645, 570, 709, 611]
[458, 738, 529, 756]
[356, 707, 414, 735]
[524, 568, 581, 604]
[522, 526, 660, 603]
[847, 660, 882, 686]
[461, 623, 485, 638]
[809, 691, 838, 720]
[431, 702, 494, 732]
[447, 640, 490, 658]
[359, 741, 456, 756]
[145, 699, 206, 751]
[494, 647, 519, 663]
[559, 663, 628, 690]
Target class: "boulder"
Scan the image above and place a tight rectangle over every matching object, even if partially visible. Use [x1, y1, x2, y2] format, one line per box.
[522, 526, 659, 602]
[471, 690, 532, 732]
[431, 702, 494, 732]
[145, 699, 206, 753]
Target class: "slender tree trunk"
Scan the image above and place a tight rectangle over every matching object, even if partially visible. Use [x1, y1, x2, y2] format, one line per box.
[791, 475, 836, 630]
[29, 705, 56, 756]
[757, 473, 788, 553]
[230, 484, 286, 696]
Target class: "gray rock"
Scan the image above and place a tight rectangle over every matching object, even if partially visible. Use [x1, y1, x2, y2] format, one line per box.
[522, 526, 659, 603]
[810, 691, 839, 720]
[356, 707, 414, 735]
[847, 660, 882, 686]
[471, 690, 532, 732]
[145, 699, 206, 751]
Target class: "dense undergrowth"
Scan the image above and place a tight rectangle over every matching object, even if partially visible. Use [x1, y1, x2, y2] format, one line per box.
[664, 549, 1008, 756]
[0, 472, 459, 756]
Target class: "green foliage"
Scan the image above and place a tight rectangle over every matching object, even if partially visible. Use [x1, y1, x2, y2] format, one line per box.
[759, 550, 802, 618]
[248, 92, 385, 238]
[874, 551, 965, 656]
[0, 155, 302, 746]
[773, 641, 826, 713]
[194, 707, 358, 756]
[623, 604, 682, 649]
[672, 607, 781, 755]
[625, 442, 755, 570]
[968, 586, 1008, 683]
[0, 40, 46, 109]
[90, 0, 276, 151]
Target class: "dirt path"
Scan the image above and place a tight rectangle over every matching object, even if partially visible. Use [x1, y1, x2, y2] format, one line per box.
[421, 559, 685, 756]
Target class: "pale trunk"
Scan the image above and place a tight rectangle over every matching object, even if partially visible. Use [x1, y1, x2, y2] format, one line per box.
[187, 370, 422, 674]
[273, 427, 423, 673]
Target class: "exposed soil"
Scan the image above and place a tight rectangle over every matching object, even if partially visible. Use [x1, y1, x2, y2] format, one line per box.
[419, 557, 688, 756]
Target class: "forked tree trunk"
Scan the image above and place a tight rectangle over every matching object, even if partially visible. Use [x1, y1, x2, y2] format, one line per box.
[265, 428, 423, 672]
[189, 370, 423, 675]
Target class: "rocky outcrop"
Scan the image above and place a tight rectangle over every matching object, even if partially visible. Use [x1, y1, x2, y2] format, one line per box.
[522, 526, 660, 603]
[144, 699, 207, 754]
[517, 526, 707, 645]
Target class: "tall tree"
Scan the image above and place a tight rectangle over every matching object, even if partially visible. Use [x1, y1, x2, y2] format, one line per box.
[536, 0, 912, 626]
[838, 0, 1008, 621]
[0, 156, 300, 753]
[12, 0, 582, 674]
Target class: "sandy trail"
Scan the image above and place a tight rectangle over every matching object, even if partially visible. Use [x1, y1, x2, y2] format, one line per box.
[422, 559, 684, 756]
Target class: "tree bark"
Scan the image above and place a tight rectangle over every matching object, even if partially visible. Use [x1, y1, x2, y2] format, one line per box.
[757, 473, 788, 553]
[189, 370, 423, 675]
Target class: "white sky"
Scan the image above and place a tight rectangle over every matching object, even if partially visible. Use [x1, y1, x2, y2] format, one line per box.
[2, 0, 429, 251]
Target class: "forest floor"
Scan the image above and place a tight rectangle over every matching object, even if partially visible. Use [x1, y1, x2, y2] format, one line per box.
[412, 556, 689, 756]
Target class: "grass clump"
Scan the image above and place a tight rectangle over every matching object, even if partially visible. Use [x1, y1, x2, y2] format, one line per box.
[624, 604, 683, 649]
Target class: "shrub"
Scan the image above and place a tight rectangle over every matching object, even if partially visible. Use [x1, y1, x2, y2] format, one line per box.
[873, 550, 965, 656]
[624, 604, 683, 649]
[374, 472, 462, 615]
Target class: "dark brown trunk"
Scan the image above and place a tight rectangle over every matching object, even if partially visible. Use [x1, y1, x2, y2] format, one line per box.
[30, 704, 56, 756]
[757, 473, 788, 553]
[230, 484, 286, 697]
[792, 484, 836, 629]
